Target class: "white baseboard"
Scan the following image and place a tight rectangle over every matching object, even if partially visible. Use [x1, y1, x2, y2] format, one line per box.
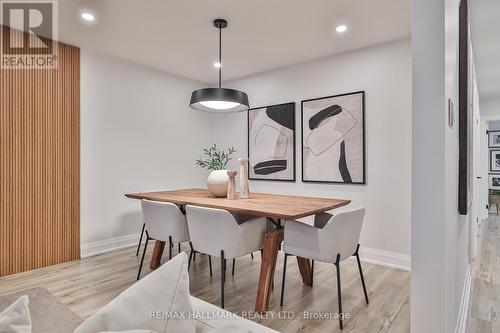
[455, 265, 472, 333]
[81, 232, 142, 258]
[356, 246, 411, 271]
[81, 235, 411, 271]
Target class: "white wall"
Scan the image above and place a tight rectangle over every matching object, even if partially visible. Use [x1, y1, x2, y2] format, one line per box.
[411, 0, 447, 329]
[481, 97, 500, 118]
[210, 39, 412, 270]
[80, 51, 211, 256]
[488, 120, 500, 130]
[471, 75, 483, 259]
[412, 0, 472, 331]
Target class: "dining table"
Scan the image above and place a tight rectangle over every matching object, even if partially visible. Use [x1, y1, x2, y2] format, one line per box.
[125, 188, 350, 312]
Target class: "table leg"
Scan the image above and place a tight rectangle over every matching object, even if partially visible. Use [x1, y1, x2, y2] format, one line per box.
[297, 257, 313, 286]
[150, 240, 165, 270]
[255, 228, 283, 312]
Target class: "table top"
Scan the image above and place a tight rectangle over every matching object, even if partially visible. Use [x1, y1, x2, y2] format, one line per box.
[125, 189, 351, 220]
[125, 188, 351, 220]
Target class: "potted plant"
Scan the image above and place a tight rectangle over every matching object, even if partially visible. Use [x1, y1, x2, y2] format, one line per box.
[196, 145, 236, 197]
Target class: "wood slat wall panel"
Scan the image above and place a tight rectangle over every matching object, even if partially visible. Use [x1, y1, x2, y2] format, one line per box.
[0, 26, 80, 277]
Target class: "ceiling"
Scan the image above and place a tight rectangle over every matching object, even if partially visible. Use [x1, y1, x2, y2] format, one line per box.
[471, 0, 500, 100]
[3, 0, 411, 84]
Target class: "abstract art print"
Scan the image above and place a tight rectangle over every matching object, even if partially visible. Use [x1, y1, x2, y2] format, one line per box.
[489, 131, 500, 148]
[490, 149, 500, 173]
[248, 102, 295, 181]
[490, 175, 500, 189]
[301, 91, 365, 184]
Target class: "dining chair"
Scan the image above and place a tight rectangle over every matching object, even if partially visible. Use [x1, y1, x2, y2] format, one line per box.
[185, 205, 267, 309]
[280, 208, 369, 330]
[135, 223, 146, 256]
[137, 199, 195, 280]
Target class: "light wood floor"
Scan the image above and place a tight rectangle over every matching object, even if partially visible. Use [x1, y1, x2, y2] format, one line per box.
[467, 213, 500, 332]
[0, 243, 410, 332]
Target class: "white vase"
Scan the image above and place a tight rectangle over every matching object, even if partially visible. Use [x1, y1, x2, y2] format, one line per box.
[207, 170, 229, 198]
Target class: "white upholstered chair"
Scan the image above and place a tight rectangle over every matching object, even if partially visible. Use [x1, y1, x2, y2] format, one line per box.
[137, 199, 192, 280]
[185, 205, 267, 309]
[280, 207, 369, 330]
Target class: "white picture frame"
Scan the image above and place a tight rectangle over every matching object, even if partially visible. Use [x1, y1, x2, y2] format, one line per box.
[489, 131, 500, 148]
[490, 149, 500, 173]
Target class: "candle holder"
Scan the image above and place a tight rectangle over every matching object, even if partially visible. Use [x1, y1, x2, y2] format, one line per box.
[239, 158, 250, 199]
[226, 170, 237, 199]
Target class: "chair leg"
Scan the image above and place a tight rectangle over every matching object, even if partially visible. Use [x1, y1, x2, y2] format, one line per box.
[355, 245, 369, 304]
[251, 252, 254, 259]
[137, 236, 149, 280]
[168, 236, 173, 260]
[178, 243, 181, 254]
[311, 260, 315, 287]
[188, 250, 194, 271]
[224, 259, 227, 282]
[209, 255, 213, 277]
[280, 253, 288, 306]
[335, 253, 343, 330]
[189, 241, 197, 262]
[136, 223, 145, 256]
[232, 258, 236, 276]
[220, 250, 225, 309]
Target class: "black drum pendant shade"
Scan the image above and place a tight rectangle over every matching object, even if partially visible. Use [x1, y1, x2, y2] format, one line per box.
[190, 88, 249, 112]
[190, 19, 249, 113]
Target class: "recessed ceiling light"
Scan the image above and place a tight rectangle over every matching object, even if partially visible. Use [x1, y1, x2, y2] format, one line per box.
[81, 12, 95, 22]
[213, 62, 221, 68]
[336, 25, 347, 33]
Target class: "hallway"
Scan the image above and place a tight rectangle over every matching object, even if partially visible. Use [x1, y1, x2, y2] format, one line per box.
[468, 214, 500, 332]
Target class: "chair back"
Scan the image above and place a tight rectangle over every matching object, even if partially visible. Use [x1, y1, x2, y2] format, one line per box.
[141, 200, 189, 243]
[185, 205, 240, 258]
[324, 207, 365, 260]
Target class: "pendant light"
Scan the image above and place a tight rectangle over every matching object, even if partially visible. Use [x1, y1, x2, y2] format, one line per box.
[190, 19, 249, 112]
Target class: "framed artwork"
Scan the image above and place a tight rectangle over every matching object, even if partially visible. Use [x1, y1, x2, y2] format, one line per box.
[247, 102, 296, 181]
[489, 131, 500, 148]
[490, 150, 500, 173]
[490, 175, 500, 189]
[301, 91, 365, 184]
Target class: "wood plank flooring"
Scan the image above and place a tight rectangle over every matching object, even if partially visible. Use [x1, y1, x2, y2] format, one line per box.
[468, 214, 500, 333]
[0, 243, 410, 332]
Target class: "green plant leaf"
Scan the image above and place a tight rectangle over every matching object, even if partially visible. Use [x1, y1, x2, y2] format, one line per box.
[195, 144, 237, 171]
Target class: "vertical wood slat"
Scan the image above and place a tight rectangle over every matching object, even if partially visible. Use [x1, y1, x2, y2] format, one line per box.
[0, 26, 80, 277]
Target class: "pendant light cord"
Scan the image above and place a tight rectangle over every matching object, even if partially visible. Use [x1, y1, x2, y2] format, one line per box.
[218, 25, 222, 88]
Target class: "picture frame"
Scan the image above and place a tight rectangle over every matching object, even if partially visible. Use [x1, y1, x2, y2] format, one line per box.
[247, 102, 296, 182]
[490, 175, 500, 189]
[301, 91, 365, 184]
[490, 149, 500, 174]
[489, 130, 500, 148]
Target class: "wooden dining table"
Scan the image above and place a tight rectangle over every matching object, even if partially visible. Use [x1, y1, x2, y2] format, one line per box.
[125, 188, 350, 312]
